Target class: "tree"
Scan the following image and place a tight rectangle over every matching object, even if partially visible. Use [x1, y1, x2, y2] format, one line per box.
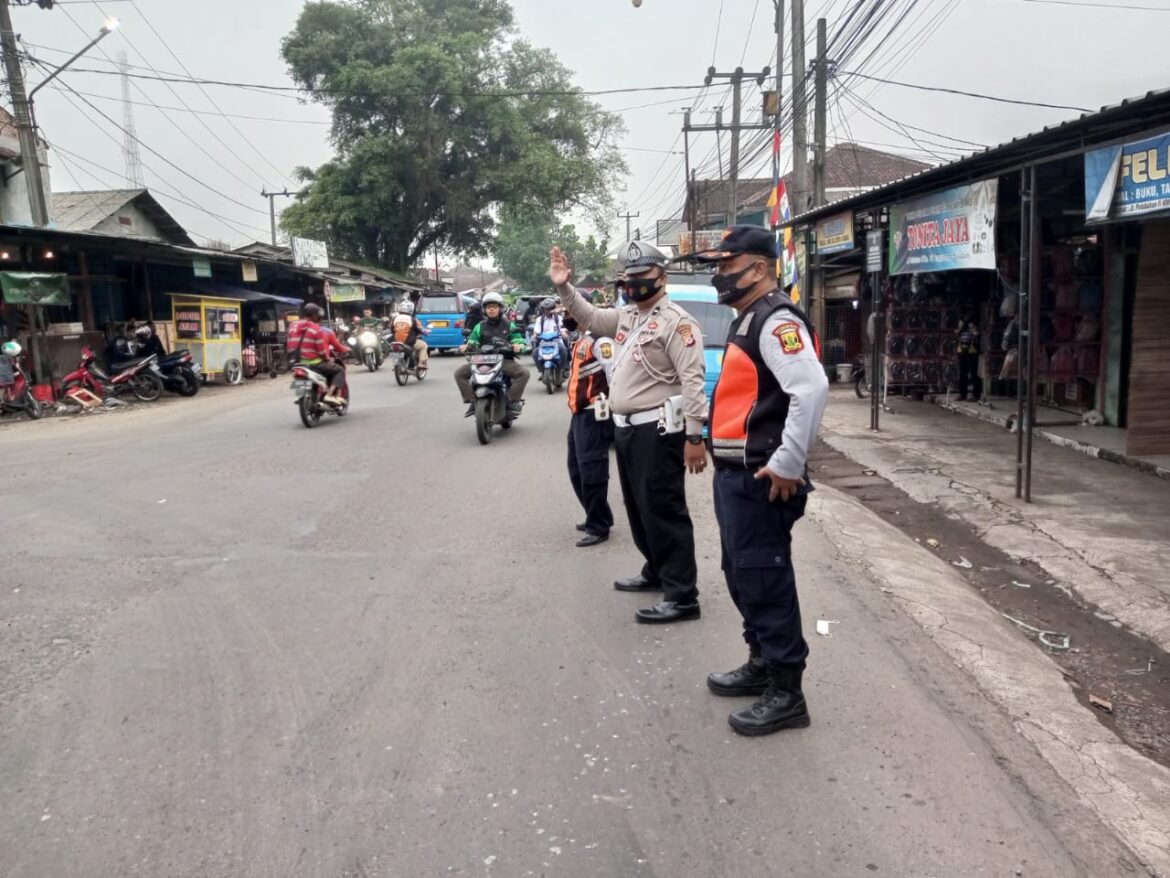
[279, 0, 625, 274]
[494, 204, 611, 292]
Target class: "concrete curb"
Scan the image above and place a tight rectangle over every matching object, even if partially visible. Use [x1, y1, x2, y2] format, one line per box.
[811, 484, 1170, 877]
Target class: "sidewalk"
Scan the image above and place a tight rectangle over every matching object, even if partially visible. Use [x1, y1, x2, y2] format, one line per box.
[819, 387, 1170, 652]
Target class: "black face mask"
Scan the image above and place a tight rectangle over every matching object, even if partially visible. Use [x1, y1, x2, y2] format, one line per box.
[624, 275, 662, 302]
[712, 264, 762, 306]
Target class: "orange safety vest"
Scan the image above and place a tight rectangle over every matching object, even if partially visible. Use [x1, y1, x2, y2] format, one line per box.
[566, 335, 609, 414]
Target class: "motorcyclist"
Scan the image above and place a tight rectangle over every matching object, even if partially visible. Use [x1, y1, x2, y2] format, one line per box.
[359, 308, 381, 330]
[134, 323, 167, 360]
[465, 298, 484, 335]
[288, 303, 349, 405]
[530, 296, 568, 368]
[454, 291, 529, 417]
[0, 339, 19, 402]
[391, 300, 430, 367]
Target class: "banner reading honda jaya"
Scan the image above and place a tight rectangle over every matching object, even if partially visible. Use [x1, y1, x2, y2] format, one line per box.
[1085, 131, 1170, 223]
[888, 180, 998, 276]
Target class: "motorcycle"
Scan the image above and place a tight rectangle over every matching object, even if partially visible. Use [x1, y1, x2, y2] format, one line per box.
[467, 341, 521, 445]
[387, 339, 427, 386]
[290, 360, 349, 428]
[60, 346, 163, 403]
[348, 329, 383, 372]
[155, 349, 201, 396]
[0, 348, 43, 420]
[535, 329, 568, 395]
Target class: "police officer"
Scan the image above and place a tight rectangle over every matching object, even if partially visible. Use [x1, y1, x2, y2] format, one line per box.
[695, 226, 829, 736]
[550, 242, 708, 624]
[564, 315, 615, 548]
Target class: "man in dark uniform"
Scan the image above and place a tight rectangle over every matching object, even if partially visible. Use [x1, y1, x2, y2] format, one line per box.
[550, 242, 709, 624]
[694, 226, 829, 736]
[564, 315, 615, 548]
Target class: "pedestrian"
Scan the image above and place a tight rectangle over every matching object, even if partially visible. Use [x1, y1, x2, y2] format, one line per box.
[956, 313, 982, 401]
[549, 241, 708, 625]
[563, 314, 615, 548]
[693, 225, 829, 737]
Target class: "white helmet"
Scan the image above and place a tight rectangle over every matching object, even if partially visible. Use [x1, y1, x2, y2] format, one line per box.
[482, 292, 505, 308]
[398, 301, 415, 315]
[135, 324, 153, 338]
[1, 340, 21, 357]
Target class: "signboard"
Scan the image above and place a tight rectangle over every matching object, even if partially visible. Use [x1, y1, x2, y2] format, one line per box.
[291, 236, 329, 269]
[815, 211, 855, 255]
[866, 230, 883, 273]
[1085, 131, 1170, 223]
[175, 307, 202, 339]
[192, 256, 212, 278]
[677, 229, 727, 256]
[325, 281, 365, 303]
[888, 179, 997, 275]
[0, 272, 69, 305]
[241, 260, 258, 283]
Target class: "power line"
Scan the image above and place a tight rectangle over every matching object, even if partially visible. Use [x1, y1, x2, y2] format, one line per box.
[1019, 0, 1170, 9]
[838, 69, 1093, 112]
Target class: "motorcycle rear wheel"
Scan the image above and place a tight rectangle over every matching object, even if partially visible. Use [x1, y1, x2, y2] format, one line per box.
[474, 398, 492, 445]
[23, 391, 43, 419]
[299, 394, 322, 428]
[177, 368, 200, 397]
[394, 363, 408, 386]
[415, 366, 427, 381]
[853, 373, 869, 398]
[131, 373, 163, 402]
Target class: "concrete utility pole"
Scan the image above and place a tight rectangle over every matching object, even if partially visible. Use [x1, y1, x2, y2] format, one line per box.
[618, 210, 639, 242]
[701, 67, 772, 226]
[682, 110, 694, 251]
[0, 0, 49, 226]
[791, 0, 809, 216]
[771, 0, 784, 231]
[260, 189, 295, 246]
[813, 17, 828, 208]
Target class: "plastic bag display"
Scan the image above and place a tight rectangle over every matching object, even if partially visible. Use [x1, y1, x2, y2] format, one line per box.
[906, 361, 925, 384]
[921, 335, 939, 358]
[889, 310, 906, 330]
[1052, 312, 1076, 342]
[1002, 317, 1019, 351]
[999, 291, 1018, 318]
[1075, 315, 1100, 342]
[1049, 346, 1077, 381]
[1048, 248, 1074, 281]
[903, 335, 923, 357]
[887, 334, 905, 356]
[1078, 345, 1099, 376]
[1078, 279, 1103, 312]
[1053, 282, 1078, 310]
[1000, 348, 1019, 379]
[889, 361, 906, 383]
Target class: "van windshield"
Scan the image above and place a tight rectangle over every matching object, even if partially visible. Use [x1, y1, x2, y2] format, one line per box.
[418, 295, 460, 314]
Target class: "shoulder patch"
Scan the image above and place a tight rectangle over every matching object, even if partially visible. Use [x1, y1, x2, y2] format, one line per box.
[677, 322, 697, 347]
[599, 342, 613, 359]
[773, 321, 805, 355]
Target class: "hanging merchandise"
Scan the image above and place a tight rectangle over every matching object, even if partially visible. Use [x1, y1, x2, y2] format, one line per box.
[1076, 315, 1100, 342]
[999, 291, 1018, 317]
[1001, 348, 1019, 379]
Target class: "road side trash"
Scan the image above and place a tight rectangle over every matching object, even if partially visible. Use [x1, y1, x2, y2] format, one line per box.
[815, 619, 839, 637]
[1088, 694, 1113, 714]
[952, 557, 973, 569]
[925, 538, 940, 549]
[1001, 613, 1071, 650]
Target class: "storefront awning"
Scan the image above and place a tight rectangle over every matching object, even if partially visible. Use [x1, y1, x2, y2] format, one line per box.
[167, 279, 303, 306]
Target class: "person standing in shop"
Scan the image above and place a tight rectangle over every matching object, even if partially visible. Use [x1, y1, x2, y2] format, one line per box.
[549, 242, 708, 625]
[956, 313, 982, 401]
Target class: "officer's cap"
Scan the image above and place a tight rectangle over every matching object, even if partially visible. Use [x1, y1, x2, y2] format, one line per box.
[621, 240, 670, 276]
[693, 225, 779, 263]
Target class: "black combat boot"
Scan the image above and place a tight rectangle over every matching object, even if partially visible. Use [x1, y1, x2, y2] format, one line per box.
[728, 665, 810, 736]
[706, 651, 769, 697]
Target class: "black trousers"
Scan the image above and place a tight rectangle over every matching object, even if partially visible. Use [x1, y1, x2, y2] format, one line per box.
[957, 352, 982, 400]
[614, 424, 698, 604]
[454, 360, 529, 402]
[568, 409, 615, 536]
[713, 468, 809, 668]
[314, 360, 346, 391]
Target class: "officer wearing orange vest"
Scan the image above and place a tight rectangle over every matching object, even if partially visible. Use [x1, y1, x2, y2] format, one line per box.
[563, 315, 615, 548]
[693, 225, 829, 737]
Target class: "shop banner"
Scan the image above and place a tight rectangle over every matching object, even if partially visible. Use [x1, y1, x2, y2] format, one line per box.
[888, 180, 998, 275]
[241, 260, 258, 283]
[677, 229, 727, 256]
[1085, 131, 1170, 223]
[292, 236, 329, 269]
[175, 307, 202, 339]
[866, 230, 883, 273]
[816, 211, 855, 255]
[326, 281, 365, 303]
[0, 271, 69, 305]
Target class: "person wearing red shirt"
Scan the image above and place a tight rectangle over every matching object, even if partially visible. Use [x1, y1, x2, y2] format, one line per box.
[288, 303, 349, 405]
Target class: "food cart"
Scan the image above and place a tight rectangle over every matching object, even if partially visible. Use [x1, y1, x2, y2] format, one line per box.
[170, 294, 244, 384]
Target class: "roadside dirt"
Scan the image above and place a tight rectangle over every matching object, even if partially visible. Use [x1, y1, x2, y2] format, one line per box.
[811, 440, 1170, 770]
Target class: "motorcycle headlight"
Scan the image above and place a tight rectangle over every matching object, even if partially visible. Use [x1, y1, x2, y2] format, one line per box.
[347, 336, 357, 345]
[360, 332, 377, 345]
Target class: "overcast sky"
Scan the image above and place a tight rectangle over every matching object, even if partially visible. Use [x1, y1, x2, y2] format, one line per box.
[14, 0, 1170, 254]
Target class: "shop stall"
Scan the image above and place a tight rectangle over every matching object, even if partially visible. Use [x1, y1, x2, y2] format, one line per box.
[170, 294, 243, 384]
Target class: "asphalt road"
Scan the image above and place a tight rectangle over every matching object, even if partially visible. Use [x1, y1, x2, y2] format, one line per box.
[0, 358, 1135, 877]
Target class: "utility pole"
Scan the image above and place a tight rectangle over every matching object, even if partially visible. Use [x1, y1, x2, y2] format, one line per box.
[791, 0, 809, 216]
[260, 189, 295, 246]
[702, 66, 772, 226]
[0, 0, 49, 226]
[771, 0, 784, 233]
[618, 209, 639, 243]
[682, 110, 694, 252]
[813, 17, 828, 209]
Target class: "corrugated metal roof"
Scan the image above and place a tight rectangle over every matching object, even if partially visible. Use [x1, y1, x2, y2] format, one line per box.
[50, 189, 196, 246]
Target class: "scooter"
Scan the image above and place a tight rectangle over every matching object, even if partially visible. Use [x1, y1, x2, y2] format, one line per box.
[0, 345, 43, 419]
[290, 360, 349, 428]
[60, 346, 163, 403]
[387, 339, 427, 386]
[151, 350, 200, 396]
[467, 341, 521, 445]
[348, 329, 383, 372]
[535, 329, 567, 395]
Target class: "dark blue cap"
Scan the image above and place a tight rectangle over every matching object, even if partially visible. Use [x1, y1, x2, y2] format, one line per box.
[692, 225, 779, 262]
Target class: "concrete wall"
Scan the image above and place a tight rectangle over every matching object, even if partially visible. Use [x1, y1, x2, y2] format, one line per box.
[0, 143, 51, 227]
[89, 200, 164, 241]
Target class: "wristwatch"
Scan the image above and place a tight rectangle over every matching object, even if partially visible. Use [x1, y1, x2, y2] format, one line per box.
[685, 434, 704, 445]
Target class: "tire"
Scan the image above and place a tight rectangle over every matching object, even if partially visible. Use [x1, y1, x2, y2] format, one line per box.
[299, 394, 321, 428]
[415, 366, 427, 381]
[177, 368, 200, 397]
[130, 373, 163, 402]
[223, 358, 243, 385]
[394, 362, 408, 386]
[23, 391, 43, 420]
[474, 398, 492, 445]
[543, 369, 555, 395]
[365, 351, 377, 372]
[853, 373, 868, 398]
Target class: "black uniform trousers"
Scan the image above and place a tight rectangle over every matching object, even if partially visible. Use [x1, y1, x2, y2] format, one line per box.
[614, 423, 699, 604]
[957, 352, 982, 401]
[567, 409, 615, 537]
[713, 467, 810, 668]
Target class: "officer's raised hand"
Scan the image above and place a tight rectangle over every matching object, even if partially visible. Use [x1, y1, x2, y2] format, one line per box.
[685, 441, 708, 475]
[754, 465, 806, 502]
[549, 247, 572, 287]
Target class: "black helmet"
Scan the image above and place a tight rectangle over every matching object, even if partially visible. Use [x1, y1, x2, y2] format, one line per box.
[540, 297, 555, 313]
[302, 303, 324, 319]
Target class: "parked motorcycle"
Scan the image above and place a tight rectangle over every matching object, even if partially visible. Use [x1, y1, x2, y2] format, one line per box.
[535, 329, 568, 395]
[154, 350, 201, 396]
[0, 341, 43, 419]
[60, 346, 163, 402]
[348, 329, 383, 372]
[387, 339, 427, 386]
[290, 361, 349, 428]
[467, 342, 521, 445]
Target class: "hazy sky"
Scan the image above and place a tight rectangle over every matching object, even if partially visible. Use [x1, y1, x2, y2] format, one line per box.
[14, 0, 1170, 252]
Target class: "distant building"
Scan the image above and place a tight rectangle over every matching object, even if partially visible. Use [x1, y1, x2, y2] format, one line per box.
[50, 188, 195, 245]
[0, 106, 52, 228]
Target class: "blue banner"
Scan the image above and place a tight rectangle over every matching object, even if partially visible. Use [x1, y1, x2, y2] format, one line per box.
[1085, 131, 1170, 223]
[888, 180, 998, 276]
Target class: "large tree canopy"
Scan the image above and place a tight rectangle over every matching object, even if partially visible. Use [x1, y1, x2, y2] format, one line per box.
[494, 204, 611, 292]
[280, 0, 625, 273]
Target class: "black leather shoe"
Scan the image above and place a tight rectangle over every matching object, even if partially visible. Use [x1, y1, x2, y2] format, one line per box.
[707, 655, 769, 697]
[464, 403, 475, 417]
[635, 601, 700, 624]
[576, 532, 609, 548]
[728, 667, 810, 736]
[575, 523, 589, 532]
[613, 574, 661, 592]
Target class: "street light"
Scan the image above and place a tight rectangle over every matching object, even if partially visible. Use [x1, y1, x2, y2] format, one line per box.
[28, 19, 118, 102]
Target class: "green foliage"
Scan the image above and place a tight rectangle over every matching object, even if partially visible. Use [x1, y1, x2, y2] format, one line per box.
[494, 204, 611, 293]
[279, 0, 626, 273]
